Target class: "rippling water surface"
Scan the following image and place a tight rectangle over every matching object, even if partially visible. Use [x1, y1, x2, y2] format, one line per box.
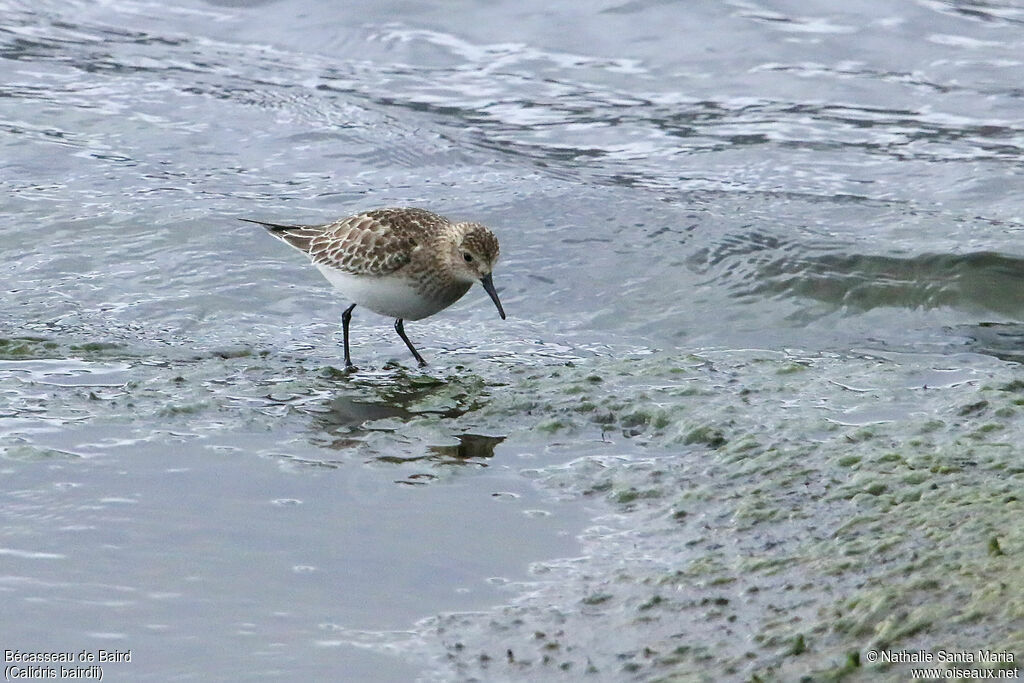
[2, 1, 1023, 680]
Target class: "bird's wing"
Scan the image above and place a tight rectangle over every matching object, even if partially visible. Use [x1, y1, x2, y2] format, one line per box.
[308, 210, 439, 276]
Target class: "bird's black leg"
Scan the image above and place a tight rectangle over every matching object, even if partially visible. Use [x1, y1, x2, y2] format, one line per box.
[394, 318, 427, 367]
[341, 303, 357, 368]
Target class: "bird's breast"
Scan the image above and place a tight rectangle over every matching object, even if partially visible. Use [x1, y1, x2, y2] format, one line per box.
[315, 265, 469, 320]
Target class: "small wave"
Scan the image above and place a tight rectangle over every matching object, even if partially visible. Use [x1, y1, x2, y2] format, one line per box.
[748, 249, 1024, 316]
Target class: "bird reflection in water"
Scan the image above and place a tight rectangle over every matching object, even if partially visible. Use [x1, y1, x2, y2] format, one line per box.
[305, 380, 506, 479]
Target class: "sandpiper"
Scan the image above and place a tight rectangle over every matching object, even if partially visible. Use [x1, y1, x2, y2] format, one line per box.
[241, 207, 506, 367]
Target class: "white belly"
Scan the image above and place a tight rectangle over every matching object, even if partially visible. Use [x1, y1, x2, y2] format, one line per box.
[315, 265, 451, 320]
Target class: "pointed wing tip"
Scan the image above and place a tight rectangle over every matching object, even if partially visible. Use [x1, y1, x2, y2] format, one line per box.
[238, 217, 301, 232]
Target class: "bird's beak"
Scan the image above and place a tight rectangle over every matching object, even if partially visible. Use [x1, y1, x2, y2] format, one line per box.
[480, 273, 506, 320]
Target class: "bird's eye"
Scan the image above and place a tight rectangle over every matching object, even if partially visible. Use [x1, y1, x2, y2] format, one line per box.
[463, 252, 474, 263]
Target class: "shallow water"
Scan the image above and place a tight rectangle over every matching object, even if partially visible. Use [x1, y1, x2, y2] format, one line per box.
[2, 1, 1023, 680]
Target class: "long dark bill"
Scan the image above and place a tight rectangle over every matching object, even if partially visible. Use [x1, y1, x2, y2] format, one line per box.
[480, 273, 507, 320]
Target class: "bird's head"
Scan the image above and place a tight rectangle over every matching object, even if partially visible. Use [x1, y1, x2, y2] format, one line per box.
[451, 222, 506, 320]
